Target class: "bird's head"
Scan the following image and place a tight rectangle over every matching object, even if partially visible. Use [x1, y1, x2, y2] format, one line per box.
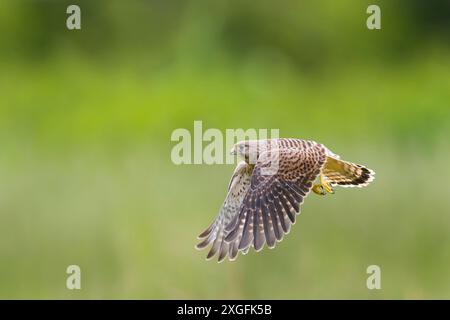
[230, 140, 261, 164]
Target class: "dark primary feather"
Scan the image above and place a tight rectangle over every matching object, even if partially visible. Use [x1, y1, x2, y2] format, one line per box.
[196, 161, 253, 262]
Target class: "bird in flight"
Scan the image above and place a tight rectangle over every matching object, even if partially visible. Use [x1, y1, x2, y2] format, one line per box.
[196, 138, 375, 262]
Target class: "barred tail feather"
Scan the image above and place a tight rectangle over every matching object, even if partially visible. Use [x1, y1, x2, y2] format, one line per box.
[322, 157, 375, 188]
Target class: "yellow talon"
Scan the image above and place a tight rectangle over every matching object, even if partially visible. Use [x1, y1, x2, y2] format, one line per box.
[312, 175, 335, 196]
[312, 184, 326, 195]
[320, 174, 334, 194]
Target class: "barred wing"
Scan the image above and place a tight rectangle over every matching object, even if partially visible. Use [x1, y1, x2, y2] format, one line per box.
[224, 145, 327, 254]
[196, 161, 254, 262]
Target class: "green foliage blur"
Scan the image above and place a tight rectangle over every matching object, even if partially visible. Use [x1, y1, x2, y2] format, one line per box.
[0, 0, 449, 299]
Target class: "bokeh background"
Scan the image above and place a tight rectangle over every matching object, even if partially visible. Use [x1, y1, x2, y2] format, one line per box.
[1, 0, 450, 299]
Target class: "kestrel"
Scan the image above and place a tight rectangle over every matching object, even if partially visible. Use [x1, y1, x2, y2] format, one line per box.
[196, 139, 375, 262]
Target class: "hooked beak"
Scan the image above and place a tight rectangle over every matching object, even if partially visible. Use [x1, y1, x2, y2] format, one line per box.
[230, 147, 237, 155]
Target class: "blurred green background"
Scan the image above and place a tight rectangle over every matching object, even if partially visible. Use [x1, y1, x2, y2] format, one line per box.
[1, 0, 450, 299]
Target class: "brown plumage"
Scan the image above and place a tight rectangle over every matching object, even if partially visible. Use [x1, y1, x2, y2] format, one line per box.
[196, 139, 375, 262]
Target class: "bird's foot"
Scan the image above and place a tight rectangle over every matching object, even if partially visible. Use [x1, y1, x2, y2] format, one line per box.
[312, 175, 335, 196]
[312, 184, 326, 195]
[320, 174, 335, 194]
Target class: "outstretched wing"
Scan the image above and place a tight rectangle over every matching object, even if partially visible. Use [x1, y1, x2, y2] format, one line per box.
[196, 161, 254, 262]
[224, 144, 327, 254]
